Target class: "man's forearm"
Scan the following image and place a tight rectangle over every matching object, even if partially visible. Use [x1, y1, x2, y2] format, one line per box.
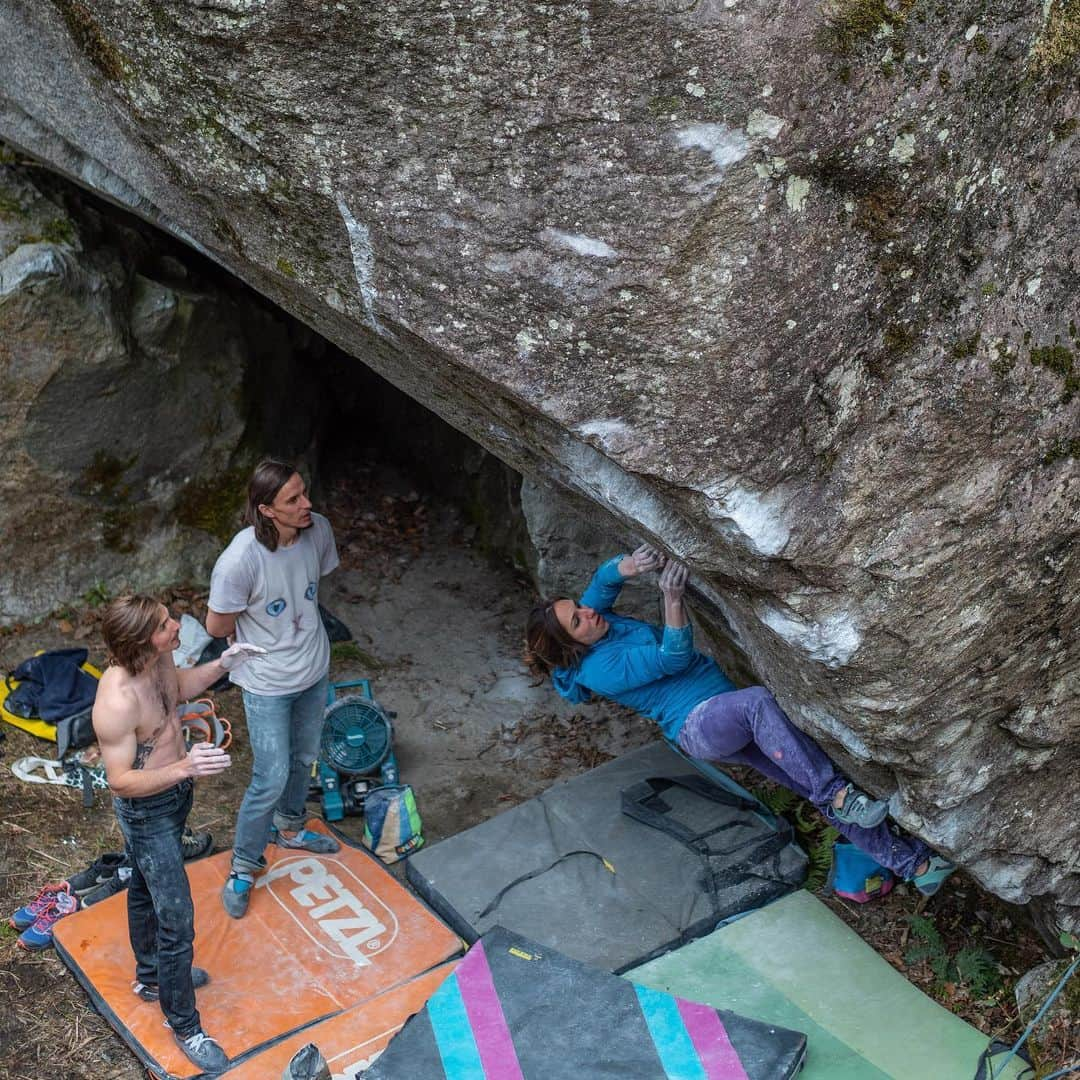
[176, 659, 226, 700]
[107, 757, 191, 799]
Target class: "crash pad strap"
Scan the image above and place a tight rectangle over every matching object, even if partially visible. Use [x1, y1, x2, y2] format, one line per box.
[476, 850, 613, 921]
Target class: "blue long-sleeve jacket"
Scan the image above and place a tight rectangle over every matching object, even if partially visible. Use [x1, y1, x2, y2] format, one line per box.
[551, 557, 736, 741]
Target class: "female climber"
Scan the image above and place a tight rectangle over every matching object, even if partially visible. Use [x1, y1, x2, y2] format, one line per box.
[524, 544, 956, 896]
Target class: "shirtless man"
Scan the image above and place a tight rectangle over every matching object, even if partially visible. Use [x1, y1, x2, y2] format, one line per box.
[94, 596, 262, 1076]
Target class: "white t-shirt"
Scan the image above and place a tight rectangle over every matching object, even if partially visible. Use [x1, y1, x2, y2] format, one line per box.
[208, 512, 340, 695]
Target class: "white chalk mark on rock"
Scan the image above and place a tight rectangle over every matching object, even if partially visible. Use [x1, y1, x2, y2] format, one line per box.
[700, 481, 791, 557]
[335, 193, 383, 335]
[675, 123, 749, 173]
[759, 605, 862, 668]
[544, 229, 618, 259]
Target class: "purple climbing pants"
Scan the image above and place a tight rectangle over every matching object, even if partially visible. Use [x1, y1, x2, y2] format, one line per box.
[676, 686, 931, 880]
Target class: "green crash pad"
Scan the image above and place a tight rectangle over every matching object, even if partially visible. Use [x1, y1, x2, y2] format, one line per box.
[627, 890, 1024, 1080]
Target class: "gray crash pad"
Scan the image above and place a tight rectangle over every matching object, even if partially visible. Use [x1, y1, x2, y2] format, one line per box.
[406, 741, 807, 972]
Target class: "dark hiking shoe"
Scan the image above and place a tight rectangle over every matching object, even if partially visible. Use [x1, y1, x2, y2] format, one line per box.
[66, 852, 129, 896]
[181, 828, 213, 861]
[272, 826, 340, 854]
[831, 784, 889, 829]
[174, 1028, 228, 1075]
[133, 966, 210, 1002]
[82, 865, 131, 906]
[222, 871, 253, 919]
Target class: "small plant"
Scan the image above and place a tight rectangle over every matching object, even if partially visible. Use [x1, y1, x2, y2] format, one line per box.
[330, 641, 381, 669]
[752, 785, 839, 891]
[83, 580, 112, 608]
[904, 913, 1003, 998]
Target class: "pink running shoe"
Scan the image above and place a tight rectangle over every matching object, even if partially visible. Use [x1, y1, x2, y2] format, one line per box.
[9, 882, 70, 931]
[17, 890, 78, 951]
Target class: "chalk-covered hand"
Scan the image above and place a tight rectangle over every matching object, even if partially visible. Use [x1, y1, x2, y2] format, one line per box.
[630, 543, 665, 576]
[220, 642, 267, 671]
[658, 559, 689, 598]
[186, 742, 231, 777]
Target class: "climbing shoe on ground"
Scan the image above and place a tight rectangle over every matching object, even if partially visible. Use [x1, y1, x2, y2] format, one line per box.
[272, 826, 340, 854]
[912, 855, 957, 897]
[17, 890, 78, 950]
[82, 865, 131, 906]
[173, 1028, 229, 1075]
[831, 784, 890, 829]
[66, 852, 129, 897]
[134, 966, 210, 1002]
[222, 871, 254, 919]
[181, 828, 213, 861]
[10, 882, 70, 931]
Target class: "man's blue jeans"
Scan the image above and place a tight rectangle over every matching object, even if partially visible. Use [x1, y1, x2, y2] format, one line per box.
[232, 673, 328, 875]
[678, 686, 932, 879]
[113, 778, 199, 1038]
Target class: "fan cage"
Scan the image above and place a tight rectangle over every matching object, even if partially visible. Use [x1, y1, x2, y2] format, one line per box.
[321, 694, 393, 776]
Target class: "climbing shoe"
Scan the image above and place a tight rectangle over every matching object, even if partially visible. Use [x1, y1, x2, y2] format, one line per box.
[173, 1028, 229, 1075]
[10, 882, 69, 931]
[66, 852, 129, 897]
[181, 828, 214, 861]
[272, 826, 339, 854]
[222, 871, 254, 919]
[912, 855, 957, 897]
[831, 784, 890, 829]
[134, 966, 210, 1002]
[17, 890, 78, 950]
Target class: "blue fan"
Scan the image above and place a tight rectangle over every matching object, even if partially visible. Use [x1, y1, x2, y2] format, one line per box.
[317, 680, 398, 821]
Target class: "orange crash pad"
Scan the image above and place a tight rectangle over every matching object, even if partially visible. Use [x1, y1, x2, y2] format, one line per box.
[221, 961, 456, 1078]
[53, 823, 461, 1079]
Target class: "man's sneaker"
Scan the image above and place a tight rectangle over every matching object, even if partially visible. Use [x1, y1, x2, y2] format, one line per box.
[82, 866, 130, 907]
[222, 871, 254, 919]
[272, 826, 340, 854]
[831, 784, 890, 829]
[17, 890, 78, 950]
[181, 828, 213, 861]
[174, 1028, 229, 1075]
[10, 883, 69, 931]
[912, 855, 957, 897]
[133, 966, 210, 1002]
[66, 852, 129, 897]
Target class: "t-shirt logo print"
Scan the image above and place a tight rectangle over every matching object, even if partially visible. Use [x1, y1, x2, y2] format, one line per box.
[266, 598, 287, 617]
[304, 583, 317, 601]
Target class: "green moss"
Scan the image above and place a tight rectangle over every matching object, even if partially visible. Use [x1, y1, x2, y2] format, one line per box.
[175, 468, 248, 542]
[972, 33, 991, 54]
[1053, 117, 1078, 140]
[951, 332, 981, 359]
[884, 323, 917, 356]
[1030, 0, 1080, 74]
[937, 68, 951, 88]
[51, 0, 130, 82]
[822, 0, 917, 56]
[1042, 437, 1080, 464]
[980, 282, 997, 296]
[1030, 343, 1077, 402]
[330, 641, 382, 668]
[647, 95, 683, 116]
[0, 190, 23, 217]
[41, 217, 75, 245]
[276, 256, 297, 278]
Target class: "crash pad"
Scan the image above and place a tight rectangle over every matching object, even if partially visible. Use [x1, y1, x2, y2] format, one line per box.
[406, 741, 807, 973]
[221, 962, 457, 1078]
[53, 821, 462, 1079]
[363, 926, 807, 1080]
[627, 889, 1028, 1080]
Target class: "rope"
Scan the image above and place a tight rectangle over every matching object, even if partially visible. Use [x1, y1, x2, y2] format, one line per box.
[984, 951, 1080, 1079]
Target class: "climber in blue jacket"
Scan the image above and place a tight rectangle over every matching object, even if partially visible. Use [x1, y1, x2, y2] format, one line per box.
[524, 544, 956, 896]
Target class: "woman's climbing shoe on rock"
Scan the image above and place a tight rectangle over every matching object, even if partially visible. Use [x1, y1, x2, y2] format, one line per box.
[831, 784, 890, 829]
[912, 855, 957, 897]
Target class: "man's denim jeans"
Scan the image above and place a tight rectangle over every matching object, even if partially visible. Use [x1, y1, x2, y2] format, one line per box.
[232, 673, 328, 875]
[113, 778, 200, 1038]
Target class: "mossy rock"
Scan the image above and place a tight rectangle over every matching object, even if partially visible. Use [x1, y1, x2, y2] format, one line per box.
[175, 467, 249, 542]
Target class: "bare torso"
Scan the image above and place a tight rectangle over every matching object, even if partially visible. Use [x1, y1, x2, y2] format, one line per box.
[98, 655, 186, 772]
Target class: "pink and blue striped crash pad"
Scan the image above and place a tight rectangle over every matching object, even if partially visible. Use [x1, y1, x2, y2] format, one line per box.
[361, 927, 807, 1080]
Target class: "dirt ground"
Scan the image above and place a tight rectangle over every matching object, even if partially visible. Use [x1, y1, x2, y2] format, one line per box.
[0, 462, 1075, 1078]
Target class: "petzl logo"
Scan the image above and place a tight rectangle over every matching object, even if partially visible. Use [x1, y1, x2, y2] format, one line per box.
[255, 856, 398, 967]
